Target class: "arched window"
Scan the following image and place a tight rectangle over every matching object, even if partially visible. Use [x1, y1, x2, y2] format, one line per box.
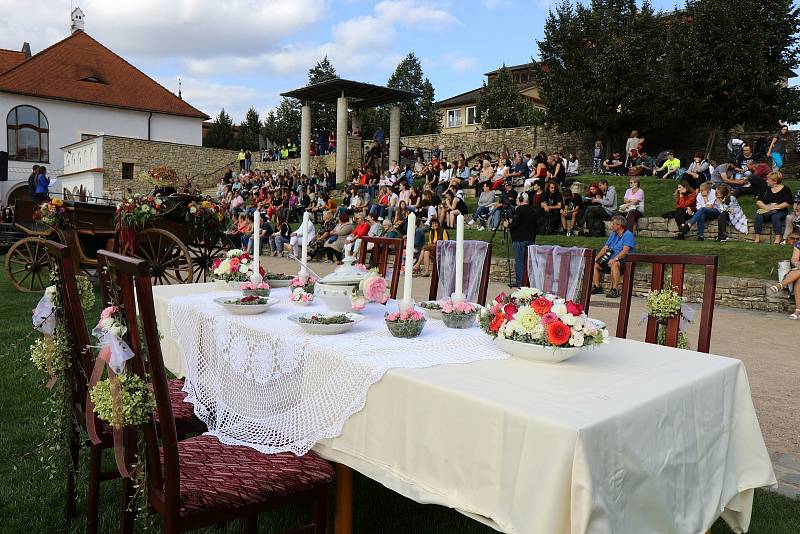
[6, 105, 49, 163]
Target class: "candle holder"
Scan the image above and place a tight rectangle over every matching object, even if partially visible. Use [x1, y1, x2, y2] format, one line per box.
[398, 299, 415, 312]
[450, 292, 466, 303]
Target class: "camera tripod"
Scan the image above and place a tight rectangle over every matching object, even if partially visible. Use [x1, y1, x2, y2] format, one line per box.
[488, 211, 514, 287]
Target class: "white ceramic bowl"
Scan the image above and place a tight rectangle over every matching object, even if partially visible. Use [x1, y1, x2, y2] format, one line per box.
[287, 312, 364, 335]
[315, 282, 357, 312]
[214, 280, 247, 290]
[418, 301, 443, 320]
[492, 336, 591, 363]
[264, 277, 293, 288]
[214, 296, 279, 315]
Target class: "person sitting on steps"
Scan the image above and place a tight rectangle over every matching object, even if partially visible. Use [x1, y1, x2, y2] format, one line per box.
[769, 230, 800, 319]
[591, 215, 635, 299]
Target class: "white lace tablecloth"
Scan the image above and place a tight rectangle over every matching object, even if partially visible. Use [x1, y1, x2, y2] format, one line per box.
[168, 287, 509, 455]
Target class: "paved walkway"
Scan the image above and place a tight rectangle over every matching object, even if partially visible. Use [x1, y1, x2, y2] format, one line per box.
[261, 255, 800, 496]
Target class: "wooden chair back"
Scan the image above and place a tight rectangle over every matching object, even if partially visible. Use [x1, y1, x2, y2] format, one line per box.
[356, 236, 404, 299]
[523, 246, 595, 313]
[43, 240, 98, 433]
[96, 250, 181, 522]
[428, 241, 492, 306]
[616, 253, 718, 353]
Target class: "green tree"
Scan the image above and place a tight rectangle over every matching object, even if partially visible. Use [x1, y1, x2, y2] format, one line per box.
[266, 98, 301, 146]
[307, 56, 339, 135]
[236, 107, 261, 150]
[203, 108, 235, 149]
[384, 53, 440, 136]
[476, 65, 544, 129]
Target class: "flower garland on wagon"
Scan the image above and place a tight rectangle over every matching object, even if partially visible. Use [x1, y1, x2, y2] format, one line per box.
[33, 197, 68, 227]
[645, 288, 691, 349]
[115, 195, 164, 254]
[480, 288, 609, 348]
[212, 249, 265, 282]
[184, 198, 230, 237]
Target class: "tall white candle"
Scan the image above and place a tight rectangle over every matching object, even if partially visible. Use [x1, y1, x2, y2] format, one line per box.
[453, 214, 465, 301]
[402, 211, 416, 308]
[251, 210, 262, 284]
[300, 211, 310, 278]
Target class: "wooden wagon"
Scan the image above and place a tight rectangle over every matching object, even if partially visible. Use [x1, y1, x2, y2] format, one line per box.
[5, 196, 236, 292]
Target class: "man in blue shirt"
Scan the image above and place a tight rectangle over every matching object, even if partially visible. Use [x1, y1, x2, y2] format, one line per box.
[592, 215, 635, 298]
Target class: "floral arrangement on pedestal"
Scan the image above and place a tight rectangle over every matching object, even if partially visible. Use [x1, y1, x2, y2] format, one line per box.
[440, 300, 479, 329]
[645, 288, 690, 349]
[141, 165, 179, 188]
[480, 288, 609, 349]
[385, 307, 426, 338]
[289, 275, 317, 304]
[33, 198, 68, 227]
[241, 280, 270, 297]
[351, 269, 390, 310]
[184, 198, 229, 236]
[212, 249, 265, 283]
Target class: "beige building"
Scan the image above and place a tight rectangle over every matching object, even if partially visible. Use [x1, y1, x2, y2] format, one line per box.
[436, 63, 546, 133]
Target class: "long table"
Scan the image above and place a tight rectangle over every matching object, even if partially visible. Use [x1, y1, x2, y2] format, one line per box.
[153, 283, 776, 534]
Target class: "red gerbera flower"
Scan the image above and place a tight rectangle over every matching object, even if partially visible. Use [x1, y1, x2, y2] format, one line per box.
[547, 321, 571, 346]
[532, 297, 553, 316]
[489, 313, 506, 333]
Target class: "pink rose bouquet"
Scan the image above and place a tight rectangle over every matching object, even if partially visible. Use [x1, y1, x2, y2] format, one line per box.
[351, 271, 389, 309]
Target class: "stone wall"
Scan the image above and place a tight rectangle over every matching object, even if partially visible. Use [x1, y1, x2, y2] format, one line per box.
[101, 135, 360, 195]
[607, 216, 785, 242]
[400, 125, 591, 165]
[486, 257, 793, 312]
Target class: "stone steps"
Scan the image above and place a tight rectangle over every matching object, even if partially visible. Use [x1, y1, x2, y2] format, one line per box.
[606, 217, 786, 242]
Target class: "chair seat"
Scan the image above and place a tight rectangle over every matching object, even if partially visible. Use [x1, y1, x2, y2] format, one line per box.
[168, 435, 335, 517]
[152, 378, 204, 433]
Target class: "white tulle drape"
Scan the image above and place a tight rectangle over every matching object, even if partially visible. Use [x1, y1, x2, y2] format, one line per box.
[435, 240, 489, 302]
[526, 245, 588, 301]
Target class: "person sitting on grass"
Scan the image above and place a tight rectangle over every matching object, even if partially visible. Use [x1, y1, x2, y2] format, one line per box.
[671, 180, 696, 240]
[679, 181, 719, 241]
[592, 215, 635, 299]
[683, 152, 711, 188]
[539, 180, 563, 234]
[628, 149, 655, 176]
[754, 171, 792, 245]
[769, 231, 800, 319]
[655, 151, 681, 180]
[602, 152, 625, 175]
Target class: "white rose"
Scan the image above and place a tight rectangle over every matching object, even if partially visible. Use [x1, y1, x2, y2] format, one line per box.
[238, 264, 248, 273]
[553, 298, 566, 305]
[562, 313, 576, 326]
[190, 207, 197, 214]
[573, 316, 585, 331]
[569, 332, 585, 347]
[551, 303, 568, 317]
[544, 293, 556, 301]
[531, 324, 545, 340]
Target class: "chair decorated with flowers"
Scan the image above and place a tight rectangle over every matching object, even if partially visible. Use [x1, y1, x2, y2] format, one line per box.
[356, 236, 403, 299]
[41, 240, 206, 534]
[96, 249, 335, 534]
[524, 245, 595, 313]
[616, 253, 718, 353]
[429, 240, 492, 305]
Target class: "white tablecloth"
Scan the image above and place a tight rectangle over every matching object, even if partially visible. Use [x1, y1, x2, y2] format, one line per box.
[153, 283, 776, 534]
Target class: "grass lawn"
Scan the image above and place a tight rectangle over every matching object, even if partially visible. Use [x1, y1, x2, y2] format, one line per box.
[2, 265, 798, 532]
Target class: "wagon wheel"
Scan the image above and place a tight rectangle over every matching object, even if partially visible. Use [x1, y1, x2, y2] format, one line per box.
[133, 228, 193, 285]
[187, 232, 238, 283]
[5, 237, 51, 292]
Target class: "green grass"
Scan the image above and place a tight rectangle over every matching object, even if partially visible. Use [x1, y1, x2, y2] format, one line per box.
[1, 266, 797, 532]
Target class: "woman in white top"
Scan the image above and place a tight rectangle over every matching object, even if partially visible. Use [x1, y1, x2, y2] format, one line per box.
[289, 217, 316, 259]
[388, 160, 401, 178]
[680, 182, 719, 240]
[494, 161, 509, 182]
[565, 153, 580, 176]
[439, 163, 454, 185]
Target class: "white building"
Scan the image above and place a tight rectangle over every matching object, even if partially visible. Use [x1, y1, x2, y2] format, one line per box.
[0, 9, 207, 204]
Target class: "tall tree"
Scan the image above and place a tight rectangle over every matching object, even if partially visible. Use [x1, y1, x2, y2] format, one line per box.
[383, 53, 440, 136]
[267, 98, 301, 146]
[476, 65, 544, 129]
[237, 107, 261, 150]
[307, 56, 339, 134]
[203, 108, 235, 149]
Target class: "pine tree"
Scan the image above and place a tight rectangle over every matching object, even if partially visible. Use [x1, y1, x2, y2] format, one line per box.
[476, 65, 543, 129]
[383, 53, 440, 136]
[307, 56, 339, 135]
[237, 107, 261, 150]
[271, 98, 301, 146]
[203, 108, 235, 149]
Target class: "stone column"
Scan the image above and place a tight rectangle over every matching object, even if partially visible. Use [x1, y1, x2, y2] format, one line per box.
[336, 94, 348, 184]
[389, 105, 400, 166]
[351, 110, 362, 134]
[300, 103, 311, 178]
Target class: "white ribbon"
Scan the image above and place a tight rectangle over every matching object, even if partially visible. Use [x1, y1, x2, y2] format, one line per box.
[32, 288, 56, 336]
[639, 303, 695, 331]
[91, 327, 135, 375]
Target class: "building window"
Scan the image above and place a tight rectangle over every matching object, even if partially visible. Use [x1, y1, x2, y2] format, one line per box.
[122, 162, 134, 180]
[6, 105, 49, 162]
[446, 109, 462, 128]
[466, 106, 479, 126]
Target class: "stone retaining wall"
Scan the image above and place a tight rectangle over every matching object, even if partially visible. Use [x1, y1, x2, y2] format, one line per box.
[611, 216, 785, 242]
[486, 257, 793, 312]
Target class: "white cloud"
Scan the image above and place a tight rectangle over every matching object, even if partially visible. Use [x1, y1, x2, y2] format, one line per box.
[374, 0, 458, 27]
[483, 0, 512, 8]
[443, 52, 478, 72]
[159, 75, 273, 122]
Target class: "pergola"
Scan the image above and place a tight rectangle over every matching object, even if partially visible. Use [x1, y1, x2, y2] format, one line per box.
[281, 79, 419, 183]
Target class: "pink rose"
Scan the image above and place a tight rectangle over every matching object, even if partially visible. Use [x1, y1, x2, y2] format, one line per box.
[386, 312, 399, 321]
[363, 276, 388, 302]
[490, 303, 501, 314]
[541, 312, 558, 325]
[566, 301, 584, 316]
[100, 306, 116, 320]
[455, 301, 474, 313]
[494, 292, 507, 304]
[503, 303, 518, 319]
[355, 263, 367, 272]
[379, 294, 389, 304]
[441, 301, 454, 314]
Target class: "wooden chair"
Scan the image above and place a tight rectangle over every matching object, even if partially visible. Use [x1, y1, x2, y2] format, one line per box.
[616, 254, 718, 354]
[356, 236, 403, 299]
[523, 245, 595, 313]
[44, 241, 206, 534]
[428, 240, 492, 306]
[97, 250, 335, 534]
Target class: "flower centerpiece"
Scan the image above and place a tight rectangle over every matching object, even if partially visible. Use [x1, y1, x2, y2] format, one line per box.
[115, 195, 162, 230]
[385, 307, 426, 338]
[441, 300, 479, 329]
[141, 165, 179, 189]
[351, 268, 390, 310]
[480, 288, 609, 363]
[289, 275, 317, 304]
[240, 280, 270, 297]
[184, 198, 230, 237]
[33, 198, 68, 227]
[646, 288, 690, 349]
[212, 249, 265, 286]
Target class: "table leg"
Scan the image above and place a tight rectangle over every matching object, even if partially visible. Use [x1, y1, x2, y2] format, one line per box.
[334, 463, 353, 534]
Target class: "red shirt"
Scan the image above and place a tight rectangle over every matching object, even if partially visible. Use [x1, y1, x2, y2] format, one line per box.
[675, 193, 694, 209]
[752, 163, 771, 179]
[351, 222, 370, 238]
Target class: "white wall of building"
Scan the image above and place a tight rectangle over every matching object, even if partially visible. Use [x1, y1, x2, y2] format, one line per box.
[60, 172, 104, 199]
[0, 93, 203, 204]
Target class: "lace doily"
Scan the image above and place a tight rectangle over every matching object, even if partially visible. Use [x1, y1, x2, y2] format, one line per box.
[169, 289, 509, 455]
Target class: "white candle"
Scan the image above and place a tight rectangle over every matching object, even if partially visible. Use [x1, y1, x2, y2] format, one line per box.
[251, 210, 262, 284]
[453, 214, 465, 301]
[402, 211, 416, 309]
[300, 211, 310, 278]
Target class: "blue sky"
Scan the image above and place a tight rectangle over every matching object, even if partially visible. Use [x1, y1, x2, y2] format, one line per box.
[5, 0, 793, 124]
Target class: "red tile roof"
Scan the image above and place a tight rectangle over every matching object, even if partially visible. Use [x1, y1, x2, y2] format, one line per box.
[0, 31, 208, 119]
[0, 49, 27, 75]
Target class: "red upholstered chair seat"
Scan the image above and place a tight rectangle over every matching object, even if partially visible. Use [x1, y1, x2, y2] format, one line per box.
[150, 378, 199, 430]
[168, 435, 335, 517]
